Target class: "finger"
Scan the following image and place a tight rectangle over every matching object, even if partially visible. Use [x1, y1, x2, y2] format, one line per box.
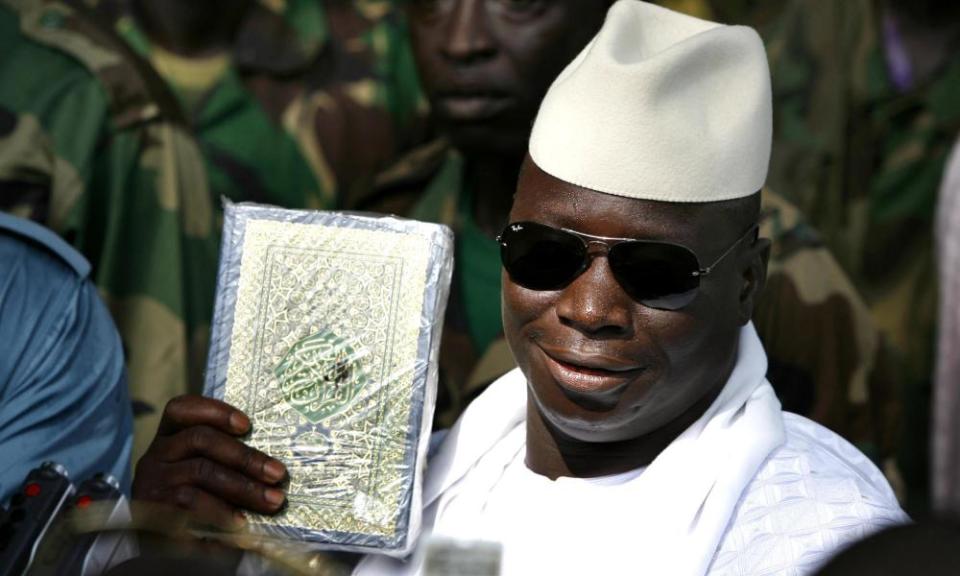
[157, 395, 250, 437]
[169, 484, 247, 531]
[168, 458, 287, 515]
[154, 425, 287, 485]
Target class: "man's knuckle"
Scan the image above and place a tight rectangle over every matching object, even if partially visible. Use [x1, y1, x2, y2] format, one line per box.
[160, 396, 192, 431]
[173, 485, 196, 508]
[241, 446, 258, 475]
[242, 477, 259, 498]
[211, 461, 234, 485]
[165, 395, 190, 416]
[188, 427, 210, 452]
[191, 458, 212, 481]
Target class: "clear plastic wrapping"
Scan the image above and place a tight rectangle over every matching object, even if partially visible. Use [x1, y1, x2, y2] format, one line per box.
[204, 201, 454, 556]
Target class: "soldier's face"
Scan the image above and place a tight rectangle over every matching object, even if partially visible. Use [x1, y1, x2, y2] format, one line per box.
[407, 0, 605, 155]
[502, 160, 759, 443]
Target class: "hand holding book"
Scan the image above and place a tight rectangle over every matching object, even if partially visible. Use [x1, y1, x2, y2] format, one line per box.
[199, 203, 453, 555]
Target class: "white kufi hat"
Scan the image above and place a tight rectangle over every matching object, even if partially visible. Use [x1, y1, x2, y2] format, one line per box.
[528, 0, 772, 202]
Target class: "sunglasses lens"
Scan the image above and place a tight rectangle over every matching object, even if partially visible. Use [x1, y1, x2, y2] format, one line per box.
[609, 243, 701, 310]
[500, 222, 586, 290]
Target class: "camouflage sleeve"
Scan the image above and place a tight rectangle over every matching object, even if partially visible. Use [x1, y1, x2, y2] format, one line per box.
[282, 0, 428, 210]
[90, 122, 219, 462]
[0, 3, 110, 235]
[755, 190, 900, 465]
[0, 105, 77, 224]
[763, 0, 881, 266]
[0, 0, 220, 463]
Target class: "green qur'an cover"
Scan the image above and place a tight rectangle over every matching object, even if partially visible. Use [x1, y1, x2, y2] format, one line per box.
[204, 202, 453, 556]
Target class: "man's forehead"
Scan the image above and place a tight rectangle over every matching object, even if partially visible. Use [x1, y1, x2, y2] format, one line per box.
[512, 159, 724, 245]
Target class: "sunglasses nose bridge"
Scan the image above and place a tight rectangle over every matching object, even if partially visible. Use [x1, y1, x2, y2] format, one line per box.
[584, 240, 611, 257]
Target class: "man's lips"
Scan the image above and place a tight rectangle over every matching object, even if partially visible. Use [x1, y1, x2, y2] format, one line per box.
[434, 91, 514, 121]
[538, 345, 645, 405]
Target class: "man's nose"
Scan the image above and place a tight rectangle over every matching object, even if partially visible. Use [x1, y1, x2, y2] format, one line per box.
[442, 0, 496, 63]
[555, 256, 634, 338]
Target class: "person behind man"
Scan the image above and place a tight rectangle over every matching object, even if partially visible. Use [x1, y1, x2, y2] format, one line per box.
[132, 3, 905, 573]
[372, 0, 898, 477]
[77, 0, 426, 211]
[0, 212, 132, 501]
[933, 135, 960, 518]
[0, 0, 219, 462]
[763, 0, 960, 510]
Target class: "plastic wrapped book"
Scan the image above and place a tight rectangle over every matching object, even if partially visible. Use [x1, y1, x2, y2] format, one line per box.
[204, 202, 454, 556]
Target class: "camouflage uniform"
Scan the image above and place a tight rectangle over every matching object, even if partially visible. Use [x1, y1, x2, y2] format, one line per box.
[374, 142, 899, 472]
[273, 0, 428, 210]
[764, 0, 960, 509]
[0, 0, 219, 462]
[658, 0, 785, 31]
[83, 0, 426, 210]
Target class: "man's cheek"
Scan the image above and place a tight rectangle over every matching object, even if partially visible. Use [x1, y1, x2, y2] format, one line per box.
[502, 284, 544, 361]
[501, 283, 552, 328]
[644, 305, 709, 360]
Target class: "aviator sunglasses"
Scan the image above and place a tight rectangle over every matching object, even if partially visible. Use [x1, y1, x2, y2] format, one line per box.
[498, 221, 759, 310]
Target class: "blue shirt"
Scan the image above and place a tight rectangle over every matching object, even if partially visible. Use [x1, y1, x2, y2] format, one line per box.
[0, 212, 132, 501]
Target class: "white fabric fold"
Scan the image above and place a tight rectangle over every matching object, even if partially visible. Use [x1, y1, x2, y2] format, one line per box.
[358, 323, 784, 575]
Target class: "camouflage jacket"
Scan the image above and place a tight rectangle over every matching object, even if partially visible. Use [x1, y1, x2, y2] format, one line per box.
[765, 0, 960, 387]
[764, 0, 960, 509]
[84, 0, 427, 211]
[0, 0, 219, 461]
[375, 142, 899, 467]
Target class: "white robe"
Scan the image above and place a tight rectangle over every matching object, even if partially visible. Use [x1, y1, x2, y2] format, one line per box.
[358, 324, 906, 575]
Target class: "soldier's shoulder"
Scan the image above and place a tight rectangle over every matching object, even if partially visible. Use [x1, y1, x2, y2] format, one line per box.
[759, 188, 871, 316]
[6, 0, 184, 130]
[760, 187, 824, 259]
[239, 0, 410, 77]
[361, 138, 453, 215]
[374, 139, 450, 191]
[0, 212, 89, 279]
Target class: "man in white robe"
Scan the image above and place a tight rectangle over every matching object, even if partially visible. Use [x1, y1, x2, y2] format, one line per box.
[359, 2, 906, 574]
[361, 331, 904, 574]
[133, 2, 906, 574]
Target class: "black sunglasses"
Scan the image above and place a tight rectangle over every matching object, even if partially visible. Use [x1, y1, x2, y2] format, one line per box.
[497, 221, 758, 310]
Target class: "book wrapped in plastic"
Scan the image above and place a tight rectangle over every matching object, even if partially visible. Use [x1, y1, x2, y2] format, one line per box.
[204, 202, 454, 556]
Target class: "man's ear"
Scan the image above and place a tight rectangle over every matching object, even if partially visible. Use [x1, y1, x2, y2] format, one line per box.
[737, 236, 770, 325]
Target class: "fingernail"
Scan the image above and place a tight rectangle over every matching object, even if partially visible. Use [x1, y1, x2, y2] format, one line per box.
[265, 488, 285, 507]
[265, 460, 286, 483]
[229, 411, 250, 433]
[234, 510, 247, 528]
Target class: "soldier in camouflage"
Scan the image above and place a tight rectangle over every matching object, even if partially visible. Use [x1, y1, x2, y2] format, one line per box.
[763, 0, 960, 511]
[373, 0, 900, 488]
[0, 0, 219, 463]
[79, 0, 427, 211]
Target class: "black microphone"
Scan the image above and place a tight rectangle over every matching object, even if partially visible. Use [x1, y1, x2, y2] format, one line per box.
[0, 462, 75, 576]
[30, 473, 137, 576]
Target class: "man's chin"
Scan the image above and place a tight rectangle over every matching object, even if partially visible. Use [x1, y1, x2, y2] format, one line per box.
[535, 397, 637, 444]
[445, 123, 528, 158]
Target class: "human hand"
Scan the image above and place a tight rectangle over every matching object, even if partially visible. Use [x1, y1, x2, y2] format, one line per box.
[132, 396, 288, 530]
